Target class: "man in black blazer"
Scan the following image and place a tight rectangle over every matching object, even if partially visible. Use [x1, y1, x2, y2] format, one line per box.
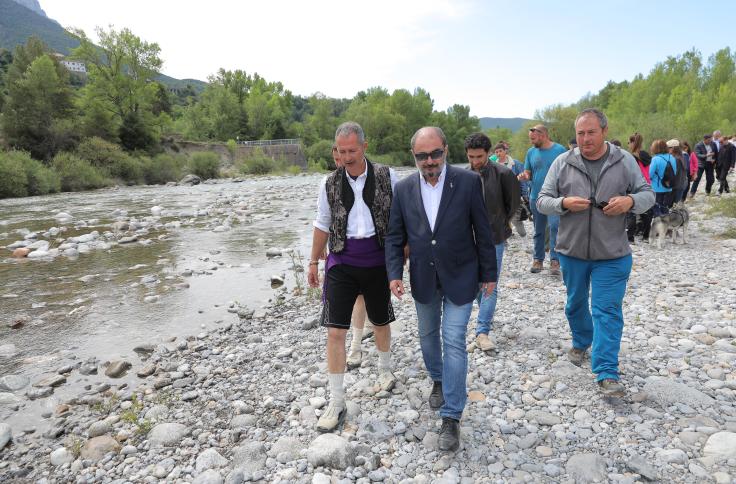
[385, 126, 497, 452]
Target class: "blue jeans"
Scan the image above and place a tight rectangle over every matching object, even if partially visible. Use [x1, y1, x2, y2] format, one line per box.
[558, 253, 632, 382]
[530, 199, 558, 262]
[475, 243, 504, 335]
[414, 290, 473, 420]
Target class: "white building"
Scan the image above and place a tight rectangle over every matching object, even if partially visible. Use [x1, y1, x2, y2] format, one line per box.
[60, 59, 86, 74]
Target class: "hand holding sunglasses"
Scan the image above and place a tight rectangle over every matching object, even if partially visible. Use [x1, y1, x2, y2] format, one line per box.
[601, 196, 634, 216]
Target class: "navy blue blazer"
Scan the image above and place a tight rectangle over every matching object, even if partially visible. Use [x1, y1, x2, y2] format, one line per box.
[385, 164, 497, 306]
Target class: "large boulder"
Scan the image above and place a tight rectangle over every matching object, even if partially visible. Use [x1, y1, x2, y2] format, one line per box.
[0, 423, 11, 450]
[643, 376, 715, 408]
[195, 448, 228, 471]
[231, 441, 267, 473]
[80, 435, 121, 461]
[565, 453, 607, 482]
[307, 434, 356, 470]
[148, 423, 190, 447]
[180, 174, 202, 186]
[0, 375, 29, 391]
[703, 432, 736, 459]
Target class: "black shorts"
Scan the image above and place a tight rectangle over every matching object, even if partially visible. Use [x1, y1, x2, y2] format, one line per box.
[320, 264, 395, 329]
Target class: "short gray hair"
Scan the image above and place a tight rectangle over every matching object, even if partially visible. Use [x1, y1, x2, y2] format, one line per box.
[335, 121, 365, 144]
[410, 126, 447, 149]
[575, 108, 608, 130]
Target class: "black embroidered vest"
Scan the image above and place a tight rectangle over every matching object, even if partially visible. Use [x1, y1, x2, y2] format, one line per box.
[325, 160, 392, 253]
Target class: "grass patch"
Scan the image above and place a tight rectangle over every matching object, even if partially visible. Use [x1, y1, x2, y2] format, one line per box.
[717, 226, 736, 239]
[706, 196, 736, 218]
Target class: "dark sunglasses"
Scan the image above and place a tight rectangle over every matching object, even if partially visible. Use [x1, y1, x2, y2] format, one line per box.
[413, 148, 445, 162]
[589, 197, 608, 209]
[529, 128, 540, 133]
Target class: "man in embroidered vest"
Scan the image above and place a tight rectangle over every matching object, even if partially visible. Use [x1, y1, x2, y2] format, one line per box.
[308, 121, 399, 433]
[386, 126, 497, 452]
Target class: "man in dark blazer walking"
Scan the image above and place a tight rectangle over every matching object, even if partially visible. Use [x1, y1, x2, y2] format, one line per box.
[385, 126, 497, 452]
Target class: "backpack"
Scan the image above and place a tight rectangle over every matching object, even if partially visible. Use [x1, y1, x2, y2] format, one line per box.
[660, 156, 676, 188]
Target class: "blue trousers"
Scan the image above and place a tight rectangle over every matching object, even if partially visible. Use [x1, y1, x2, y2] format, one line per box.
[530, 199, 558, 262]
[414, 290, 473, 420]
[475, 242, 505, 335]
[558, 253, 632, 382]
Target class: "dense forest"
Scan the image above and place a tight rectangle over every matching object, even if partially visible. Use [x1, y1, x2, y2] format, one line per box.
[0, 25, 735, 198]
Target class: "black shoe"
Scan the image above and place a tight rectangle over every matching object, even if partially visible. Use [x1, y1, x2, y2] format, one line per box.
[438, 417, 460, 452]
[429, 381, 444, 409]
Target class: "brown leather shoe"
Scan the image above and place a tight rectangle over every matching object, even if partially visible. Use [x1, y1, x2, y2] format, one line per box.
[530, 260, 543, 273]
[549, 260, 561, 276]
[567, 347, 586, 366]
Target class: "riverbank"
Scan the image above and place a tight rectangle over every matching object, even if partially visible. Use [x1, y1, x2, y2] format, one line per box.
[1, 183, 736, 483]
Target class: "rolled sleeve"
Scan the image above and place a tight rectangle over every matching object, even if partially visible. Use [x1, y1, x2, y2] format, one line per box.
[536, 158, 566, 215]
[313, 177, 331, 233]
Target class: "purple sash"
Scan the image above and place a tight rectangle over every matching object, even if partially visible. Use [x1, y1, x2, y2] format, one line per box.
[322, 236, 385, 303]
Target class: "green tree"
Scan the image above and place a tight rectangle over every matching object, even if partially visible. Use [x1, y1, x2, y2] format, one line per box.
[1, 54, 76, 160]
[72, 27, 164, 149]
[431, 104, 480, 164]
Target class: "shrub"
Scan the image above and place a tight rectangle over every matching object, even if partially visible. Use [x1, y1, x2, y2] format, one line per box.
[243, 157, 275, 175]
[76, 137, 128, 168]
[369, 152, 406, 167]
[76, 137, 143, 184]
[287, 165, 302, 175]
[239, 147, 287, 175]
[187, 152, 220, 179]
[142, 153, 185, 184]
[23, 155, 61, 195]
[51, 152, 110, 192]
[0, 151, 29, 198]
[307, 158, 329, 172]
[226, 139, 237, 155]
[305, 139, 335, 170]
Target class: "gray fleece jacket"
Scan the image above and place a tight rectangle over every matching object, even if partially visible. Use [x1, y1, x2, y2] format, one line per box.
[536, 143, 654, 260]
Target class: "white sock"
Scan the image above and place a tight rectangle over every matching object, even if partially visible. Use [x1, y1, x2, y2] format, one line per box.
[378, 350, 392, 372]
[328, 373, 345, 407]
[350, 328, 363, 353]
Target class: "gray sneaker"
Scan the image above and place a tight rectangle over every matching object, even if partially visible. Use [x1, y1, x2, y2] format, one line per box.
[377, 370, 397, 392]
[316, 401, 346, 433]
[598, 378, 625, 397]
[346, 349, 362, 370]
[567, 347, 586, 366]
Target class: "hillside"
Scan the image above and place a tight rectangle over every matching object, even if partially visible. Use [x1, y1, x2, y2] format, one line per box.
[0, 0, 79, 55]
[479, 117, 532, 132]
[11, 0, 47, 17]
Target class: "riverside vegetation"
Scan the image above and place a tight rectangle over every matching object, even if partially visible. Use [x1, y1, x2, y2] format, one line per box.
[2, 28, 736, 199]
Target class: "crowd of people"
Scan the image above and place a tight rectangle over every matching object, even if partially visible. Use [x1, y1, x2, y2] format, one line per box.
[305, 109, 732, 452]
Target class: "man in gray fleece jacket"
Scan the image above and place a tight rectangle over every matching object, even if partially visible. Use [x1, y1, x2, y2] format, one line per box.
[536, 108, 654, 396]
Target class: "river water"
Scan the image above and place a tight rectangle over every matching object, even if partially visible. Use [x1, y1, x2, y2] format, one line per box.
[0, 175, 329, 417]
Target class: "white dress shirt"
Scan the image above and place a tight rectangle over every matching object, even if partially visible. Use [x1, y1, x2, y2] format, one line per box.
[419, 163, 446, 232]
[313, 161, 398, 238]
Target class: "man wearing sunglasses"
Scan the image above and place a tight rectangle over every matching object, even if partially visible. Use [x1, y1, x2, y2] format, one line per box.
[385, 127, 497, 452]
[518, 125, 566, 275]
[536, 109, 654, 397]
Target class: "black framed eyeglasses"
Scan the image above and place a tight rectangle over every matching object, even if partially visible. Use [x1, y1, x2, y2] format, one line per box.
[413, 148, 445, 162]
[529, 128, 540, 133]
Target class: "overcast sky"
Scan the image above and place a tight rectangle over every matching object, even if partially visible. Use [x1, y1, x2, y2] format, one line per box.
[42, 0, 736, 118]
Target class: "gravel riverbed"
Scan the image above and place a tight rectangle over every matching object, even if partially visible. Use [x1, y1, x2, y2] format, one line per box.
[1, 181, 736, 483]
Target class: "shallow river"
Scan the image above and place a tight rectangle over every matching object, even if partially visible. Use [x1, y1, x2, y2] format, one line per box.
[0, 175, 329, 413]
